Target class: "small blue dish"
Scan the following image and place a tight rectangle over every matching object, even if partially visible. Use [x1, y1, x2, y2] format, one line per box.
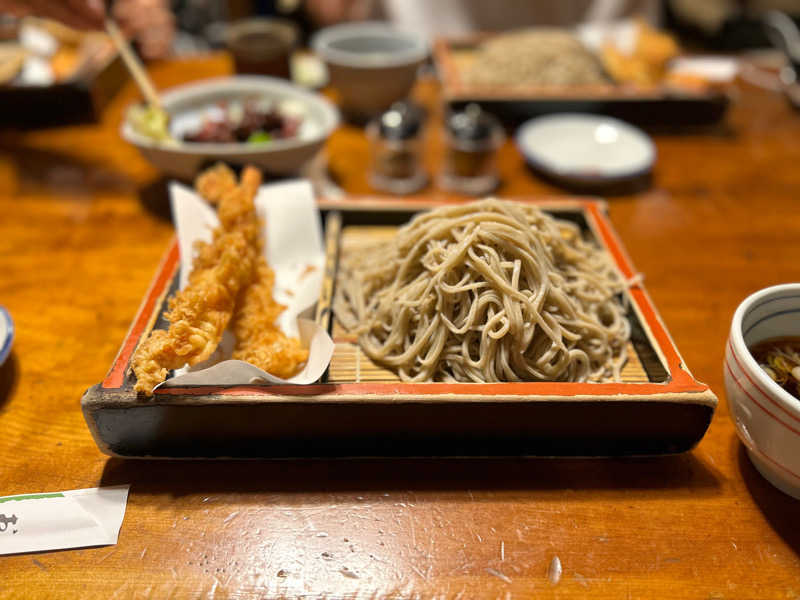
[0, 306, 14, 367]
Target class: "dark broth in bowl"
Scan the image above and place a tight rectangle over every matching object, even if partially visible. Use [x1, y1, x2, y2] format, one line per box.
[749, 337, 800, 400]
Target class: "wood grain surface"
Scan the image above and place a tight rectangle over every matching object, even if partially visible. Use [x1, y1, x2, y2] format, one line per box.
[1, 53, 800, 599]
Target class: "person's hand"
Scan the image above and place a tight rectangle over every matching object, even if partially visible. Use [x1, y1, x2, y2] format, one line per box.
[0, 0, 174, 59]
[304, 0, 374, 26]
[0, 0, 105, 30]
[113, 0, 175, 60]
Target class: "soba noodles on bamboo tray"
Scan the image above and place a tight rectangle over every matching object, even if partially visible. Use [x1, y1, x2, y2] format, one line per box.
[334, 199, 631, 383]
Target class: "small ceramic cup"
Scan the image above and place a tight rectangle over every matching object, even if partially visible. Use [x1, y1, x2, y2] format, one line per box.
[311, 22, 428, 121]
[226, 18, 299, 79]
[724, 283, 800, 499]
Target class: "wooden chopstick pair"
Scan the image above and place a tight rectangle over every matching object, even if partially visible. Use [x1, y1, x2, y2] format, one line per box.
[103, 17, 162, 108]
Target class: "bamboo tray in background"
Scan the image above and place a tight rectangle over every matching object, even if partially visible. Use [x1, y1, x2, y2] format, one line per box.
[432, 36, 731, 127]
[81, 197, 717, 459]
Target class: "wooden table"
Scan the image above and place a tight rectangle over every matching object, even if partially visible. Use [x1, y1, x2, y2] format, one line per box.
[1, 53, 799, 599]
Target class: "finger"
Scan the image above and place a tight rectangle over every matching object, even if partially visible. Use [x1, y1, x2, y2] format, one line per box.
[33, 0, 105, 29]
[138, 22, 174, 59]
[70, 0, 105, 26]
[2, 0, 99, 29]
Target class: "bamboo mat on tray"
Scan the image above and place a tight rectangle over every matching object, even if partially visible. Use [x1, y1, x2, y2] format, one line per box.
[329, 226, 651, 384]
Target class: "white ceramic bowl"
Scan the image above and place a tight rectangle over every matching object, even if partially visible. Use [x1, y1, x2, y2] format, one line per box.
[516, 113, 656, 185]
[311, 22, 428, 119]
[725, 283, 800, 499]
[122, 76, 339, 180]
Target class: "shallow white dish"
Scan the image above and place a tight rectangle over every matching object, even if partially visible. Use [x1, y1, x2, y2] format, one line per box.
[121, 76, 339, 180]
[725, 283, 800, 500]
[516, 114, 656, 184]
[0, 306, 13, 367]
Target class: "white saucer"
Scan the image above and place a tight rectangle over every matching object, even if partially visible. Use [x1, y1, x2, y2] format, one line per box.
[516, 114, 656, 184]
[0, 306, 13, 367]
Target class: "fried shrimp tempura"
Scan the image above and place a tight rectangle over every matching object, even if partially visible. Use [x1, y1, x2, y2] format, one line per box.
[231, 257, 309, 379]
[217, 181, 261, 247]
[193, 163, 237, 206]
[132, 167, 263, 394]
[132, 231, 256, 394]
[226, 164, 310, 377]
[133, 163, 309, 394]
[601, 19, 679, 86]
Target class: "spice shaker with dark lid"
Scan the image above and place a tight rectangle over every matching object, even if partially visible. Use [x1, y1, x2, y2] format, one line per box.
[368, 101, 427, 194]
[440, 103, 504, 195]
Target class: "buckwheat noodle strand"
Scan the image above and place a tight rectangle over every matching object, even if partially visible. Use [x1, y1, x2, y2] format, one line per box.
[334, 199, 630, 383]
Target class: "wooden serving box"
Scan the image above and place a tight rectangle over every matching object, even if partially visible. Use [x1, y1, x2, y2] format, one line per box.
[0, 44, 125, 128]
[433, 36, 731, 127]
[81, 197, 716, 458]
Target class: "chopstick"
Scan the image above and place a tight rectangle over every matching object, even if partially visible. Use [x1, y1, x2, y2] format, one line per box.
[104, 18, 162, 108]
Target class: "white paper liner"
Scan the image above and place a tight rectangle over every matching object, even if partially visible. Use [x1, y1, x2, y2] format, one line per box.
[157, 179, 333, 389]
[667, 56, 739, 83]
[577, 20, 738, 84]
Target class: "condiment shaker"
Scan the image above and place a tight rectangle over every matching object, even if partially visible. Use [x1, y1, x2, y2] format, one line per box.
[440, 103, 504, 195]
[367, 102, 427, 194]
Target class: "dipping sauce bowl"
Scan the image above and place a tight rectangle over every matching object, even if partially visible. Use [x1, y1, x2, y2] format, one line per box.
[725, 283, 800, 499]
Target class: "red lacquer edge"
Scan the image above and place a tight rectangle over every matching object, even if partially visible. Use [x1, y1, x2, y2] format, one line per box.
[431, 36, 715, 101]
[102, 240, 180, 389]
[432, 38, 464, 95]
[316, 195, 588, 211]
[583, 202, 702, 392]
[103, 200, 709, 397]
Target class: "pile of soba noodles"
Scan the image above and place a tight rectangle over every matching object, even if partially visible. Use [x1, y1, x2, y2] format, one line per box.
[466, 28, 609, 88]
[334, 199, 630, 383]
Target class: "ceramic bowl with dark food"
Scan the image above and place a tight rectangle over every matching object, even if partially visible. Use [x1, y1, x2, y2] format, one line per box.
[725, 283, 800, 499]
[311, 22, 428, 120]
[122, 76, 339, 179]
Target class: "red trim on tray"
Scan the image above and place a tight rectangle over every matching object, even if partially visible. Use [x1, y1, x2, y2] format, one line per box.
[432, 38, 464, 95]
[316, 195, 592, 211]
[102, 240, 180, 389]
[432, 36, 712, 102]
[152, 380, 705, 398]
[725, 358, 800, 437]
[108, 199, 710, 397]
[586, 203, 634, 278]
[586, 203, 697, 390]
[728, 339, 800, 424]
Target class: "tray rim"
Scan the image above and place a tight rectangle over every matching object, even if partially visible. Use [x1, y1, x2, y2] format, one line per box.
[432, 35, 731, 103]
[95, 196, 713, 405]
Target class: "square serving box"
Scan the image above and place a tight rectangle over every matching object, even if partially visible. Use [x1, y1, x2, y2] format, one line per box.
[81, 197, 717, 458]
[0, 44, 125, 128]
[432, 35, 731, 127]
